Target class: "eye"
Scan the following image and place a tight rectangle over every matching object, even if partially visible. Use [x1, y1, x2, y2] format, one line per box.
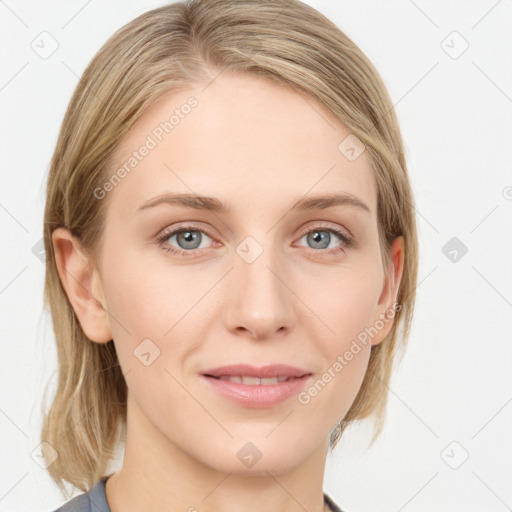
[156, 222, 354, 258]
[156, 224, 215, 256]
[295, 222, 353, 256]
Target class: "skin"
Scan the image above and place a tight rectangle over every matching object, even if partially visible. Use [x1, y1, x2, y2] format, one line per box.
[52, 70, 404, 512]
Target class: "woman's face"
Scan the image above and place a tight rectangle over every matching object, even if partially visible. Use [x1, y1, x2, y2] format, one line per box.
[75, 71, 402, 475]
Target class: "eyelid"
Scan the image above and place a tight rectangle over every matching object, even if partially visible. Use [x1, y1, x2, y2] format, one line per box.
[156, 220, 354, 255]
[297, 220, 353, 240]
[160, 220, 213, 233]
[156, 222, 218, 246]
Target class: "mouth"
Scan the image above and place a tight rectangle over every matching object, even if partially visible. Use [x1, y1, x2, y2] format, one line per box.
[199, 364, 313, 408]
[201, 363, 311, 380]
[204, 374, 307, 385]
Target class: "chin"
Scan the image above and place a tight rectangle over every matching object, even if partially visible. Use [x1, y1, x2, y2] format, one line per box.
[196, 436, 314, 476]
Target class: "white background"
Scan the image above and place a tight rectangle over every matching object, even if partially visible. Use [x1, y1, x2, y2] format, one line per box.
[1, 1, 511, 511]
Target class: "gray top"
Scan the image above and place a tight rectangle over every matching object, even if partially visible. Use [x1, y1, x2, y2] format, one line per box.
[51, 476, 345, 512]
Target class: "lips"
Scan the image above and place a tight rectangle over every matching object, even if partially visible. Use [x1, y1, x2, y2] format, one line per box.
[200, 365, 313, 408]
[201, 364, 312, 380]
[217, 375, 290, 385]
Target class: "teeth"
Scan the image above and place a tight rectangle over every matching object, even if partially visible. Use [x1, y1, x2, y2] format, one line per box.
[221, 375, 242, 383]
[217, 375, 293, 385]
[243, 376, 264, 385]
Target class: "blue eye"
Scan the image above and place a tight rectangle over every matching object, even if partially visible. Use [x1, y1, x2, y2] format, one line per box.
[297, 227, 353, 255]
[156, 222, 353, 257]
[156, 225, 214, 256]
[294, 222, 354, 256]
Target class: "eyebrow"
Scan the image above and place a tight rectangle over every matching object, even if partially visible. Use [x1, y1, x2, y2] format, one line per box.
[137, 192, 371, 214]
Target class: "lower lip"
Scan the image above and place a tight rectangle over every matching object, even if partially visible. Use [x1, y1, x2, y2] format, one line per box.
[200, 374, 312, 408]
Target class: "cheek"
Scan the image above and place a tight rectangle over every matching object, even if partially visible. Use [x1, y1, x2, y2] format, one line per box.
[101, 244, 205, 334]
[304, 261, 383, 347]
[295, 327, 372, 436]
[99, 246, 220, 385]
[291, 265, 382, 424]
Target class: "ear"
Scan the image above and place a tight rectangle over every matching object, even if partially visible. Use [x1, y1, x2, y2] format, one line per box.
[370, 235, 405, 347]
[51, 227, 112, 343]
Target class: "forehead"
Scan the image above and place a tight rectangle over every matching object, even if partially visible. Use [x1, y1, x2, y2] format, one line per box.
[105, 70, 377, 218]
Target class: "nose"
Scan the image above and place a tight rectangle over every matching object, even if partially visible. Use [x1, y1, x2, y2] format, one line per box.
[222, 238, 295, 340]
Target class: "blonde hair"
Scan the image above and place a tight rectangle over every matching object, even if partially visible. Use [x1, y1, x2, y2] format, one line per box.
[41, 0, 418, 496]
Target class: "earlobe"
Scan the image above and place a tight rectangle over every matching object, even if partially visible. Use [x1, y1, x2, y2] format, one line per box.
[51, 227, 112, 343]
[371, 236, 405, 346]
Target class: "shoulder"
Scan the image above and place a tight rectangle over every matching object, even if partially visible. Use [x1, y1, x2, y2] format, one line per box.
[49, 477, 110, 512]
[50, 491, 89, 512]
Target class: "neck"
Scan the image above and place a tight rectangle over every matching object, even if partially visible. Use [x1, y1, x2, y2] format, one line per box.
[105, 394, 330, 512]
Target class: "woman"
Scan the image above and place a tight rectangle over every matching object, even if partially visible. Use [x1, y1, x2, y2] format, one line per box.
[42, 0, 418, 510]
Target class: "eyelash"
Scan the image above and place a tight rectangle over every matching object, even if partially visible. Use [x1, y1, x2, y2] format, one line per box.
[156, 222, 354, 258]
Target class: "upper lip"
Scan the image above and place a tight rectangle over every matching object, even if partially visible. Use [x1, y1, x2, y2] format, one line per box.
[201, 364, 312, 379]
